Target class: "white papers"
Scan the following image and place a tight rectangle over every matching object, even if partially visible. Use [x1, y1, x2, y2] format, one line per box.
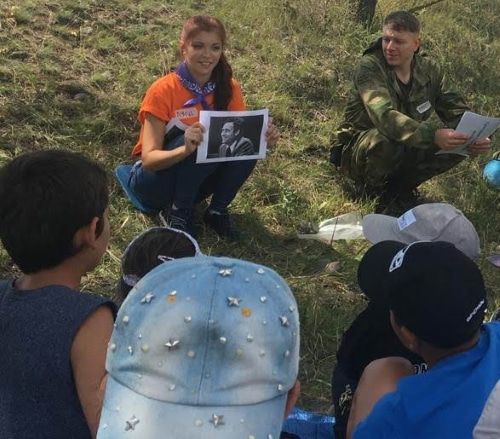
[196, 109, 268, 164]
[436, 111, 500, 156]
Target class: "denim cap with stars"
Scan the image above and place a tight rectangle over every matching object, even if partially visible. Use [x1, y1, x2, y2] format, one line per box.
[97, 256, 300, 439]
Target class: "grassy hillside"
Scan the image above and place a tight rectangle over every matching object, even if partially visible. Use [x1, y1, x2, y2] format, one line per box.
[1, 0, 499, 411]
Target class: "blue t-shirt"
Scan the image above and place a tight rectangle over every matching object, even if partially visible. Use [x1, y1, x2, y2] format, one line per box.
[354, 323, 500, 439]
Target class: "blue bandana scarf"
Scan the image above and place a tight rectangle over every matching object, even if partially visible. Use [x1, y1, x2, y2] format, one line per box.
[175, 62, 216, 110]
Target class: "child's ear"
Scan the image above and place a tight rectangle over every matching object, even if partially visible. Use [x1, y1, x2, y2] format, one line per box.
[284, 380, 301, 419]
[73, 216, 101, 249]
[390, 310, 418, 351]
[399, 326, 418, 352]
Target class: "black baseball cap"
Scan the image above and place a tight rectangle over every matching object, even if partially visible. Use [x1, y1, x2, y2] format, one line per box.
[358, 240, 487, 349]
[357, 241, 404, 302]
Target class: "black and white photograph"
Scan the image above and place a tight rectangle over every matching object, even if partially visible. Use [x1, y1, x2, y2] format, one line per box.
[196, 109, 268, 163]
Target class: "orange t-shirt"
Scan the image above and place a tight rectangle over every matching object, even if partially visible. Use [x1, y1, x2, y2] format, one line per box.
[132, 72, 246, 156]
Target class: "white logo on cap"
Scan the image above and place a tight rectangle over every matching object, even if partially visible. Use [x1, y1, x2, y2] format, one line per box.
[389, 241, 429, 272]
[466, 299, 485, 322]
[389, 246, 410, 272]
[397, 209, 417, 231]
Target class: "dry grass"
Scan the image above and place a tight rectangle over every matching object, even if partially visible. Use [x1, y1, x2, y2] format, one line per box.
[0, 0, 499, 412]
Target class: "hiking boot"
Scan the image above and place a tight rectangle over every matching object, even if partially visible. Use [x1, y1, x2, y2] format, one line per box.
[353, 181, 382, 200]
[203, 208, 239, 240]
[330, 144, 343, 167]
[375, 187, 423, 216]
[159, 208, 194, 235]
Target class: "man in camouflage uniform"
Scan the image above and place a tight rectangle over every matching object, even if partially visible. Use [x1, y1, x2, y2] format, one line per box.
[330, 11, 491, 204]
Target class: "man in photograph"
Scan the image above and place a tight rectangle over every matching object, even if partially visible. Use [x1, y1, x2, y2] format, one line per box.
[218, 117, 255, 158]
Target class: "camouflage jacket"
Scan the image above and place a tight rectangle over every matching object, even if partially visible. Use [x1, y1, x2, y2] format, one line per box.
[335, 38, 469, 150]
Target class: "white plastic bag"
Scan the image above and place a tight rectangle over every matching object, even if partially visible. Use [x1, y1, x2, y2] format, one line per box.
[297, 211, 364, 243]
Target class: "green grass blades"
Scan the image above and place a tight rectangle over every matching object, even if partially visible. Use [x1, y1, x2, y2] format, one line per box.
[0, 0, 499, 412]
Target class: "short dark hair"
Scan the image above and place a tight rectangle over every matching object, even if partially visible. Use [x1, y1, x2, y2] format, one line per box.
[0, 149, 109, 274]
[224, 117, 244, 136]
[383, 11, 420, 34]
[118, 227, 199, 299]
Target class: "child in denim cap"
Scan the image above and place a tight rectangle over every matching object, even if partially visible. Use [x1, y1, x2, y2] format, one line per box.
[0, 150, 117, 438]
[98, 256, 301, 438]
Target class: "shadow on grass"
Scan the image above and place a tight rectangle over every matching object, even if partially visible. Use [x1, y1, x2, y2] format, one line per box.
[197, 208, 368, 411]
[112, 193, 371, 412]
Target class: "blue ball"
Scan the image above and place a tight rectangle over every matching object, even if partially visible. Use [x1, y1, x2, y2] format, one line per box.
[483, 159, 500, 188]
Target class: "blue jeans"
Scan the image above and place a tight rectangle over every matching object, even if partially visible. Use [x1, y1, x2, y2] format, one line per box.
[128, 135, 257, 211]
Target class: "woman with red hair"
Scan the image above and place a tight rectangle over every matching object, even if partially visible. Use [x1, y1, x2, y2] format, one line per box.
[124, 16, 278, 239]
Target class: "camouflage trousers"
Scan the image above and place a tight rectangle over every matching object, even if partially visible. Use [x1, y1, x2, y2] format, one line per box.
[340, 129, 465, 190]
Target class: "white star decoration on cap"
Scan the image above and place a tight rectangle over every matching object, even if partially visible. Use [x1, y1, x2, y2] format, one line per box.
[279, 316, 290, 327]
[218, 268, 233, 277]
[209, 413, 225, 427]
[125, 415, 140, 431]
[227, 296, 242, 307]
[140, 292, 155, 304]
[165, 339, 180, 350]
[108, 257, 298, 438]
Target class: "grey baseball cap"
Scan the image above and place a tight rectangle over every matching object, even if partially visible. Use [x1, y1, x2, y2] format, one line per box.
[362, 203, 480, 260]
